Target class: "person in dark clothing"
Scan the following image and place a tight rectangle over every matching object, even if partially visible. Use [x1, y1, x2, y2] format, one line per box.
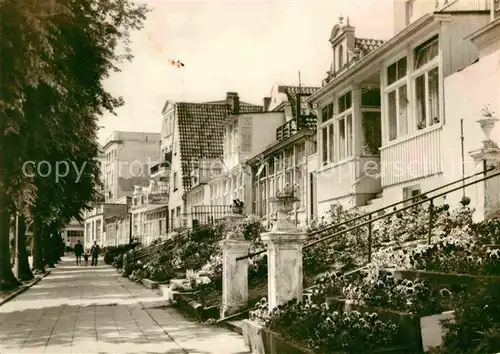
[74, 240, 84, 266]
[90, 241, 100, 266]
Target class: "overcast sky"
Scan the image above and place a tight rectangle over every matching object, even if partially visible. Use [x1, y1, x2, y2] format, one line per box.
[99, 0, 395, 144]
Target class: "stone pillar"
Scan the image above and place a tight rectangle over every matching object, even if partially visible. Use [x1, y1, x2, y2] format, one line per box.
[220, 213, 250, 318]
[261, 198, 307, 310]
[470, 140, 500, 220]
[469, 108, 500, 220]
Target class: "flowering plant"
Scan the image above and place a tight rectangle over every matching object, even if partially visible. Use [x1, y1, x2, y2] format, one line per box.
[275, 183, 299, 199]
[251, 298, 404, 353]
[481, 104, 495, 118]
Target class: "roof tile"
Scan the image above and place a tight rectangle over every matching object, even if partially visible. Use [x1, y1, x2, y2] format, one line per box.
[176, 102, 262, 191]
[277, 85, 320, 118]
[355, 37, 385, 56]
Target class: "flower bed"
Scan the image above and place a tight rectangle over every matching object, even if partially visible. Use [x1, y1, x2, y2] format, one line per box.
[250, 298, 409, 353]
[250, 205, 493, 352]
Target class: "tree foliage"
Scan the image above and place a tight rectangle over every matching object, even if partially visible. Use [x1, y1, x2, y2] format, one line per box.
[0, 0, 148, 288]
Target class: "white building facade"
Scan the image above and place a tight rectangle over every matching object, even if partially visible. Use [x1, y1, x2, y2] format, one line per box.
[308, 1, 494, 218]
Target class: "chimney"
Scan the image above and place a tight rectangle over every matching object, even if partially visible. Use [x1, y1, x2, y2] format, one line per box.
[263, 97, 271, 112]
[226, 92, 240, 114]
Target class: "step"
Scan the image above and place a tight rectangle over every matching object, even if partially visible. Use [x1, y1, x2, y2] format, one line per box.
[225, 320, 244, 335]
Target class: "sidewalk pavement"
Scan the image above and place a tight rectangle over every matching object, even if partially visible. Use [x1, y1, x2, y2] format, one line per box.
[0, 257, 250, 354]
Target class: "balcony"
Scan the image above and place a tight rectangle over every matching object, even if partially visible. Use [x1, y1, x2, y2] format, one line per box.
[150, 161, 170, 181]
[380, 126, 442, 187]
[276, 116, 317, 141]
[147, 184, 169, 204]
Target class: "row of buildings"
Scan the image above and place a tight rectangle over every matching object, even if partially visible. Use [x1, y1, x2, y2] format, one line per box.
[81, 0, 500, 248]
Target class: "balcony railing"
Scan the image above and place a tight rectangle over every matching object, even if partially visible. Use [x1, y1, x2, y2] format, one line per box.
[276, 116, 317, 141]
[150, 161, 169, 175]
[190, 205, 233, 227]
[147, 186, 169, 204]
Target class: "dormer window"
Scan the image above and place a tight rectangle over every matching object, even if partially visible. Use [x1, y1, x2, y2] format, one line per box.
[338, 44, 344, 69]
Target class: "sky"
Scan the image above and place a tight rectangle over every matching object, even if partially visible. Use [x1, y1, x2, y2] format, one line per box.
[99, 0, 395, 144]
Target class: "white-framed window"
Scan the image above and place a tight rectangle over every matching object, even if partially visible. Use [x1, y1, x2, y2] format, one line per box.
[385, 56, 409, 142]
[321, 123, 334, 165]
[336, 91, 353, 160]
[319, 91, 353, 165]
[320, 102, 334, 124]
[403, 184, 421, 206]
[413, 36, 440, 130]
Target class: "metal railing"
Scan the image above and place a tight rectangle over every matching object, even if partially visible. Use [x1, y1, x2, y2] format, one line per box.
[150, 161, 170, 175]
[236, 167, 498, 262]
[190, 204, 233, 226]
[276, 116, 316, 141]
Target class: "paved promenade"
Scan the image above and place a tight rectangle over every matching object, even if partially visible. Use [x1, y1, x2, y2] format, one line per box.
[0, 258, 250, 354]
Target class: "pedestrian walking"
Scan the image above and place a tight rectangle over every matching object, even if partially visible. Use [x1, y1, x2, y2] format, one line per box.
[74, 240, 84, 266]
[90, 241, 100, 266]
[83, 249, 89, 266]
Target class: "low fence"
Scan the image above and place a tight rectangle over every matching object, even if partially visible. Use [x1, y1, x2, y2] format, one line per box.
[189, 205, 232, 228]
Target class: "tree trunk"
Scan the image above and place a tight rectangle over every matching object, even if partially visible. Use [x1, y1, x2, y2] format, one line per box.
[0, 195, 20, 290]
[43, 224, 55, 268]
[52, 230, 62, 262]
[14, 214, 34, 281]
[32, 221, 46, 274]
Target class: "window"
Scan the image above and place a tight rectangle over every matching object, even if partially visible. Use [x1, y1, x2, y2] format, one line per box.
[173, 172, 178, 190]
[328, 124, 335, 162]
[338, 91, 352, 113]
[414, 37, 438, 70]
[321, 102, 334, 123]
[338, 44, 344, 69]
[346, 115, 353, 157]
[321, 124, 335, 165]
[386, 57, 408, 141]
[403, 185, 421, 206]
[414, 37, 440, 129]
[387, 57, 407, 86]
[240, 126, 252, 152]
[321, 128, 328, 165]
[339, 118, 346, 159]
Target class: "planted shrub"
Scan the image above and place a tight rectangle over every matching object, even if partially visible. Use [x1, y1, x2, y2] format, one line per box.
[436, 281, 500, 353]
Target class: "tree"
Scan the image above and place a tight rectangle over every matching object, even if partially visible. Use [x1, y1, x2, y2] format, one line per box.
[0, 0, 148, 289]
[13, 214, 34, 281]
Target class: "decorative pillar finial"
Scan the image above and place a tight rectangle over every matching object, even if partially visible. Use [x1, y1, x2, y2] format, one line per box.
[338, 14, 344, 25]
[477, 104, 499, 148]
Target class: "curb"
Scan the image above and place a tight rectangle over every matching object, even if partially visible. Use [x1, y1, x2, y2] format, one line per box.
[0, 270, 51, 307]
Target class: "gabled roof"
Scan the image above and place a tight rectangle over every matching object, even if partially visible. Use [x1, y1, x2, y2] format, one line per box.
[203, 99, 257, 106]
[277, 85, 320, 118]
[176, 102, 262, 191]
